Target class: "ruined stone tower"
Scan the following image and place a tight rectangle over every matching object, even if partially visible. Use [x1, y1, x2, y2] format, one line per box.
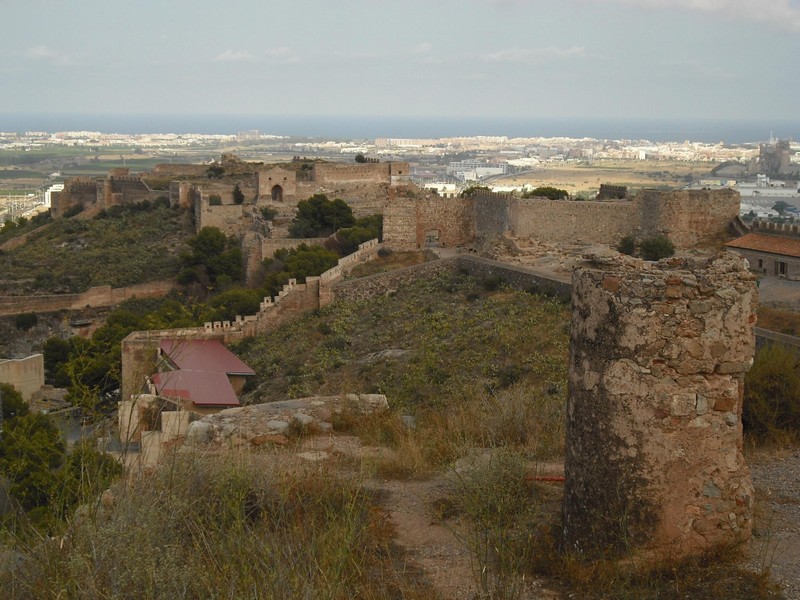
[563, 252, 757, 561]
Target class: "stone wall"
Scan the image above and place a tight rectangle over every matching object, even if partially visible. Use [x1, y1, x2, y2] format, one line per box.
[0, 354, 44, 400]
[382, 198, 418, 250]
[195, 197, 244, 235]
[511, 197, 635, 244]
[0, 280, 174, 318]
[330, 254, 572, 304]
[313, 162, 409, 186]
[387, 189, 742, 251]
[731, 247, 800, 281]
[383, 195, 474, 250]
[564, 252, 756, 561]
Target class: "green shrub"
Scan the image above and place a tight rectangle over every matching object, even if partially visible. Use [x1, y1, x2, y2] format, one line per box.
[639, 234, 675, 261]
[14, 312, 38, 331]
[521, 186, 569, 200]
[232, 183, 245, 205]
[260, 206, 278, 220]
[744, 343, 800, 443]
[208, 194, 222, 206]
[617, 235, 637, 256]
[62, 204, 83, 218]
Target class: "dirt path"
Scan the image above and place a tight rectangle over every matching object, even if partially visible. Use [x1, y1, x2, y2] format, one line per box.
[371, 477, 478, 599]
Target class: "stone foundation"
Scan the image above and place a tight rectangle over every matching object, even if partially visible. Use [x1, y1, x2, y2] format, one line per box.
[563, 251, 757, 562]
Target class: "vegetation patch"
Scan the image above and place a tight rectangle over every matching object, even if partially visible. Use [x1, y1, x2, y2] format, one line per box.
[0, 205, 192, 294]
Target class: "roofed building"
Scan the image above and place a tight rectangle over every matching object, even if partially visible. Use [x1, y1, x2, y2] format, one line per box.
[725, 221, 800, 280]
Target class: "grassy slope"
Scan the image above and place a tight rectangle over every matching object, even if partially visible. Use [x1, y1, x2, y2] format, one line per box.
[0, 207, 193, 294]
[236, 271, 570, 411]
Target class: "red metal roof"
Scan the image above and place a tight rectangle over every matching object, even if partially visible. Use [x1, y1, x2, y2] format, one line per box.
[726, 233, 800, 259]
[152, 370, 241, 407]
[160, 339, 255, 375]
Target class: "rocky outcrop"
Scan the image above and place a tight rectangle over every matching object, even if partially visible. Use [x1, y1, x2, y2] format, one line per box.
[186, 394, 389, 449]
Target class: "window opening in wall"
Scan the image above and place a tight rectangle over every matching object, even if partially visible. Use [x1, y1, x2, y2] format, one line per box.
[776, 261, 787, 277]
[757, 258, 763, 270]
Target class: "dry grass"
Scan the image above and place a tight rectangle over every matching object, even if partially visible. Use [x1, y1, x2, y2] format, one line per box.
[496, 159, 710, 196]
[758, 306, 800, 337]
[0, 452, 436, 600]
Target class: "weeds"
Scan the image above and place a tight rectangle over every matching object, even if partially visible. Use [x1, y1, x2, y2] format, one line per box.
[0, 452, 434, 599]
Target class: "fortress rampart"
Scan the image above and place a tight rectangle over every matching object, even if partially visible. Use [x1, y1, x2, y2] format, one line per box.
[384, 189, 741, 251]
[0, 281, 174, 318]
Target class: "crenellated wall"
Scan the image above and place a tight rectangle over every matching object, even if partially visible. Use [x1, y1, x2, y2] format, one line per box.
[120, 240, 381, 400]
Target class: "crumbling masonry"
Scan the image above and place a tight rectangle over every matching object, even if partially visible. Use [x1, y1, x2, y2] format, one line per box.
[563, 252, 757, 561]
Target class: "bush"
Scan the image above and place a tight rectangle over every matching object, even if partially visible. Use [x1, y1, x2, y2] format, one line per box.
[208, 194, 222, 206]
[260, 206, 278, 220]
[14, 312, 38, 331]
[744, 343, 800, 443]
[617, 235, 637, 256]
[289, 194, 355, 238]
[522, 186, 569, 200]
[62, 204, 83, 218]
[639, 234, 675, 261]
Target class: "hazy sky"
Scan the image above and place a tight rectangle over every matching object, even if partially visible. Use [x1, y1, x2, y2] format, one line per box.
[1, 0, 798, 121]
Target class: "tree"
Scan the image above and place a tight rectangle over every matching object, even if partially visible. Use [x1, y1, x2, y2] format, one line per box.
[262, 244, 339, 297]
[460, 185, 491, 198]
[773, 200, 791, 216]
[14, 312, 38, 331]
[233, 183, 245, 205]
[0, 412, 65, 515]
[354, 153, 367, 163]
[179, 227, 243, 291]
[327, 214, 383, 256]
[1, 383, 29, 420]
[521, 186, 569, 200]
[288, 194, 355, 238]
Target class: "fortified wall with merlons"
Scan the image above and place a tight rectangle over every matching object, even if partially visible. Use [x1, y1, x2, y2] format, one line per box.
[383, 188, 741, 250]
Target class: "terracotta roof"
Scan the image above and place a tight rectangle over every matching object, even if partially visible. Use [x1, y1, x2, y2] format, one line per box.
[153, 339, 254, 408]
[152, 370, 241, 407]
[725, 233, 800, 259]
[160, 339, 255, 375]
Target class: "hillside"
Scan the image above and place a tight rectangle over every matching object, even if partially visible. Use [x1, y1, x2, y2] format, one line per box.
[0, 205, 193, 295]
[236, 270, 570, 412]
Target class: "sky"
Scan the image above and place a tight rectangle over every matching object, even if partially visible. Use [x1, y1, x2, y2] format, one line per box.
[1, 0, 799, 125]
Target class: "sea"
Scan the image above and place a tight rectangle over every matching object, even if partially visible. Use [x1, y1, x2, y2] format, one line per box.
[1, 114, 798, 145]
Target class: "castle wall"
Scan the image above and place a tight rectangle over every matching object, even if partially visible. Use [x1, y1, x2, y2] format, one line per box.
[196, 199, 244, 236]
[564, 253, 756, 561]
[313, 162, 407, 185]
[0, 281, 174, 318]
[512, 198, 635, 244]
[382, 198, 418, 250]
[393, 189, 741, 251]
[637, 189, 740, 247]
[383, 196, 473, 250]
[257, 167, 297, 202]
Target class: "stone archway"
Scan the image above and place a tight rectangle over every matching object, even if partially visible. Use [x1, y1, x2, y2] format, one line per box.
[271, 185, 283, 202]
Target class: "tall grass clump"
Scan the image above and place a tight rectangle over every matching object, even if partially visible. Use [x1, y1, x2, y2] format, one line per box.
[744, 342, 800, 445]
[0, 453, 430, 600]
[445, 449, 542, 600]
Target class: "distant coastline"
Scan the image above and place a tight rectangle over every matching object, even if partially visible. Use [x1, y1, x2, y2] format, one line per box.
[1, 114, 797, 145]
